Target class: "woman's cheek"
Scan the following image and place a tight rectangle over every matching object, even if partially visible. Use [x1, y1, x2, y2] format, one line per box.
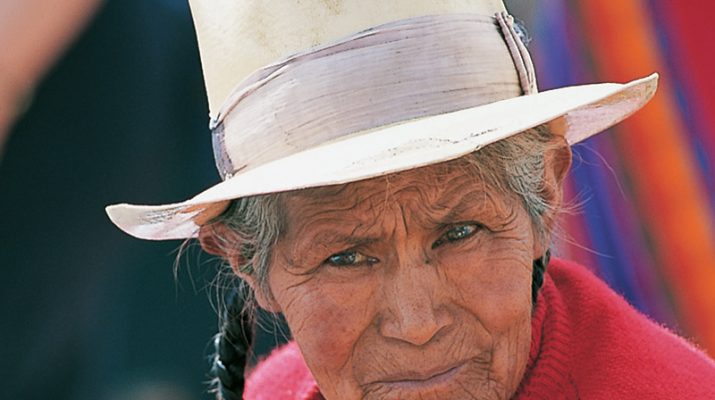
[276, 274, 377, 373]
[442, 236, 533, 328]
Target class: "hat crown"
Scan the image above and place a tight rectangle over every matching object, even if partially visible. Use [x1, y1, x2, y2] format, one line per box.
[188, 0, 507, 116]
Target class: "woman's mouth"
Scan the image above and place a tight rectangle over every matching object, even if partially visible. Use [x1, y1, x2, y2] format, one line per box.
[372, 358, 471, 391]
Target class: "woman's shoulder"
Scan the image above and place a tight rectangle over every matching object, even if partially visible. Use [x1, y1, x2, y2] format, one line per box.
[244, 341, 322, 400]
[548, 258, 715, 399]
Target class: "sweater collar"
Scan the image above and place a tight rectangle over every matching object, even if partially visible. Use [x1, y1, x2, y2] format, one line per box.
[512, 270, 578, 399]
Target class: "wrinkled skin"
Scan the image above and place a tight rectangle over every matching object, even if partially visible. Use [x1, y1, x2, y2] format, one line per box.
[259, 158, 553, 400]
[199, 149, 570, 399]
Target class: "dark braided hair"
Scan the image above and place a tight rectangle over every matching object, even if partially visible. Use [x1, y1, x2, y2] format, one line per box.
[532, 249, 550, 305]
[209, 250, 551, 398]
[211, 288, 254, 400]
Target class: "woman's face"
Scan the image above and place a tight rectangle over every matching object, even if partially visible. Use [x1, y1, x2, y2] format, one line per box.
[266, 161, 540, 400]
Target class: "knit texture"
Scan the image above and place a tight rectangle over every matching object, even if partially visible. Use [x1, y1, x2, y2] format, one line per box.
[244, 258, 715, 399]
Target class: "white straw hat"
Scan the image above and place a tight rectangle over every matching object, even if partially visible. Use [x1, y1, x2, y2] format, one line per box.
[106, 0, 658, 240]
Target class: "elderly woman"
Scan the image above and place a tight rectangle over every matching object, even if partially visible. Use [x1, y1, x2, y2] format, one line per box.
[107, 0, 715, 399]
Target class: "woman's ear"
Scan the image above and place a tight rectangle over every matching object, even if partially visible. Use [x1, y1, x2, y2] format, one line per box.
[198, 222, 249, 267]
[198, 223, 258, 290]
[198, 222, 231, 257]
[198, 223, 281, 313]
[533, 141, 572, 257]
[543, 141, 573, 206]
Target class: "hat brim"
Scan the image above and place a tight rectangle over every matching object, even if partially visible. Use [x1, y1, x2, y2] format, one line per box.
[106, 73, 658, 240]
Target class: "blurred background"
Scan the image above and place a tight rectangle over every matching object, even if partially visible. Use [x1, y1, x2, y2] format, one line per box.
[0, 1, 713, 399]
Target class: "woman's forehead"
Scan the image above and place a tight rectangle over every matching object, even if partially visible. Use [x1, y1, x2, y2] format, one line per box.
[283, 157, 500, 219]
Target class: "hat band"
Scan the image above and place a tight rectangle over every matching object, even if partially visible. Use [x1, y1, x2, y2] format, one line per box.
[211, 13, 537, 180]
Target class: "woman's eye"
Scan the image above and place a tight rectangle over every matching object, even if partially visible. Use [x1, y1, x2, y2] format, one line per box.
[324, 250, 378, 268]
[432, 223, 481, 249]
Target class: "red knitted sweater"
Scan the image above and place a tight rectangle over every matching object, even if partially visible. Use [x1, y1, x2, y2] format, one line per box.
[244, 258, 715, 399]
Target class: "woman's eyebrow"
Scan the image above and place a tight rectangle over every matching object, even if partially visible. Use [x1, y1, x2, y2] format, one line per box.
[433, 190, 490, 224]
[301, 231, 380, 252]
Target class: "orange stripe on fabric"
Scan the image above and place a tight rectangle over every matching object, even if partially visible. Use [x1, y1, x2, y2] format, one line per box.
[579, 0, 715, 354]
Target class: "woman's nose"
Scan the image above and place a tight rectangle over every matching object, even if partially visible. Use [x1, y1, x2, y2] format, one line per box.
[378, 268, 453, 346]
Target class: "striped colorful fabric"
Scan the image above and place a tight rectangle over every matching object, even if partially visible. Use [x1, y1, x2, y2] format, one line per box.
[531, 0, 715, 355]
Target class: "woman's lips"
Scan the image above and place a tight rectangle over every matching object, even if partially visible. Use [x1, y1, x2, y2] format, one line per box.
[371, 359, 471, 391]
